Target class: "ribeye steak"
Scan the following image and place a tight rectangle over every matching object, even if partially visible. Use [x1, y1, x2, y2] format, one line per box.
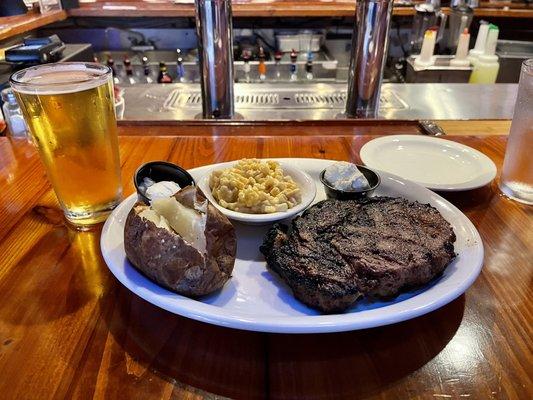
[260, 197, 456, 313]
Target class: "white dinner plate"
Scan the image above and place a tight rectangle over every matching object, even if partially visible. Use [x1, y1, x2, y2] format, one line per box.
[196, 160, 317, 225]
[360, 135, 497, 191]
[100, 158, 484, 334]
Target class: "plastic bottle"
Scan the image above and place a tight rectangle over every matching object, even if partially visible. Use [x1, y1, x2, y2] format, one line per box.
[176, 49, 186, 82]
[157, 62, 173, 83]
[290, 49, 298, 81]
[142, 56, 154, 83]
[305, 51, 314, 80]
[450, 28, 470, 67]
[469, 24, 499, 83]
[123, 57, 138, 85]
[1, 88, 27, 138]
[258, 46, 267, 81]
[414, 29, 437, 68]
[106, 57, 121, 85]
[177, 57, 186, 82]
[274, 51, 282, 80]
[242, 51, 251, 83]
[468, 21, 489, 66]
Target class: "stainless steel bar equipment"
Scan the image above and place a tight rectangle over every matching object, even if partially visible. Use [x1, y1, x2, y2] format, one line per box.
[194, 0, 235, 119]
[345, 0, 394, 118]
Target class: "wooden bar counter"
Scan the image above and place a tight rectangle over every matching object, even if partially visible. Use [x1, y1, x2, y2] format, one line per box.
[67, 0, 533, 18]
[0, 2, 530, 44]
[0, 1, 531, 44]
[0, 125, 531, 399]
[0, 10, 67, 41]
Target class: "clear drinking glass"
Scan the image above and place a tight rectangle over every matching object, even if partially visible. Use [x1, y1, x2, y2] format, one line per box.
[299, 30, 313, 54]
[10, 62, 123, 228]
[499, 59, 533, 205]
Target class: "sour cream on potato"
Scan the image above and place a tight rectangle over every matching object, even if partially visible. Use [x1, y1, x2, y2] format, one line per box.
[142, 179, 181, 201]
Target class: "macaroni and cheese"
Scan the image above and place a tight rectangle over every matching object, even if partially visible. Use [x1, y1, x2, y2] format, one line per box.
[209, 159, 301, 214]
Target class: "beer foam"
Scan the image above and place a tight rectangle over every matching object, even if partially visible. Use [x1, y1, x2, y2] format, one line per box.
[10, 63, 111, 95]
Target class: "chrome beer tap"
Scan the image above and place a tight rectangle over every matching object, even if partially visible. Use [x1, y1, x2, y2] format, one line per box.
[194, 0, 235, 119]
[345, 0, 394, 118]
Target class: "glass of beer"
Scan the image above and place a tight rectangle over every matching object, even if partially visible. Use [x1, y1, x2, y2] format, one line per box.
[499, 59, 533, 205]
[10, 62, 123, 228]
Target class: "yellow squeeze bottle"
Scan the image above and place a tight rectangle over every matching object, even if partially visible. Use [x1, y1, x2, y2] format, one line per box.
[469, 24, 500, 84]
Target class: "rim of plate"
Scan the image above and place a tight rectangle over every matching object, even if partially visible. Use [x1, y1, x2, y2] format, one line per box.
[196, 160, 317, 223]
[360, 135, 497, 191]
[100, 158, 484, 334]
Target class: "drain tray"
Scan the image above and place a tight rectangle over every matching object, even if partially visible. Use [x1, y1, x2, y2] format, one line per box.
[163, 89, 407, 110]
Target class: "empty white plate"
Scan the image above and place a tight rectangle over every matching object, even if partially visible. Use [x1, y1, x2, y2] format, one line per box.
[360, 135, 497, 191]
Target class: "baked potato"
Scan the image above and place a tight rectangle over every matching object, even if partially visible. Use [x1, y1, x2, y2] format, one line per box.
[124, 186, 237, 297]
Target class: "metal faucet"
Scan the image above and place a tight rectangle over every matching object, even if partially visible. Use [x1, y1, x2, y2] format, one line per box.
[194, 0, 235, 119]
[345, 0, 394, 118]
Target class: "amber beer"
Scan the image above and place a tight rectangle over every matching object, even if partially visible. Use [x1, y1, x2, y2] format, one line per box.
[11, 63, 122, 227]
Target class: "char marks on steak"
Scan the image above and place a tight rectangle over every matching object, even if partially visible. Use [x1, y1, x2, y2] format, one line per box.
[260, 196, 456, 313]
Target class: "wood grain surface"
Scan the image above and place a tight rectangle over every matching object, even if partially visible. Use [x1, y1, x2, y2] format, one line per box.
[115, 120, 423, 136]
[113, 120, 513, 137]
[1, 3, 530, 43]
[0, 133, 531, 400]
[0, 10, 67, 41]
[0, 2, 530, 43]
[67, 1, 533, 18]
[435, 120, 512, 136]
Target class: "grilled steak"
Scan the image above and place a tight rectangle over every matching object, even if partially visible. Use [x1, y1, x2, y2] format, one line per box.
[260, 197, 456, 313]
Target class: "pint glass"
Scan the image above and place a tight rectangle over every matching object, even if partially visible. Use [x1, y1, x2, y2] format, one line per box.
[10, 63, 123, 228]
[499, 59, 533, 205]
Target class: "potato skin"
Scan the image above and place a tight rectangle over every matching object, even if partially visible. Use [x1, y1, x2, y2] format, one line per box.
[124, 186, 236, 297]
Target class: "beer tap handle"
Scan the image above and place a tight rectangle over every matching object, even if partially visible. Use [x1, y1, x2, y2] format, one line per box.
[258, 46, 267, 81]
[305, 51, 314, 80]
[274, 51, 282, 80]
[177, 57, 185, 82]
[289, 49, 298, 81]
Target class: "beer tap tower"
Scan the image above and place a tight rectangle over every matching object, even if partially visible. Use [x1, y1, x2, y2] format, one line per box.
[345, 0, 394, 118]
[194, 0, 235, 119]
[193, 0, 393, 119]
